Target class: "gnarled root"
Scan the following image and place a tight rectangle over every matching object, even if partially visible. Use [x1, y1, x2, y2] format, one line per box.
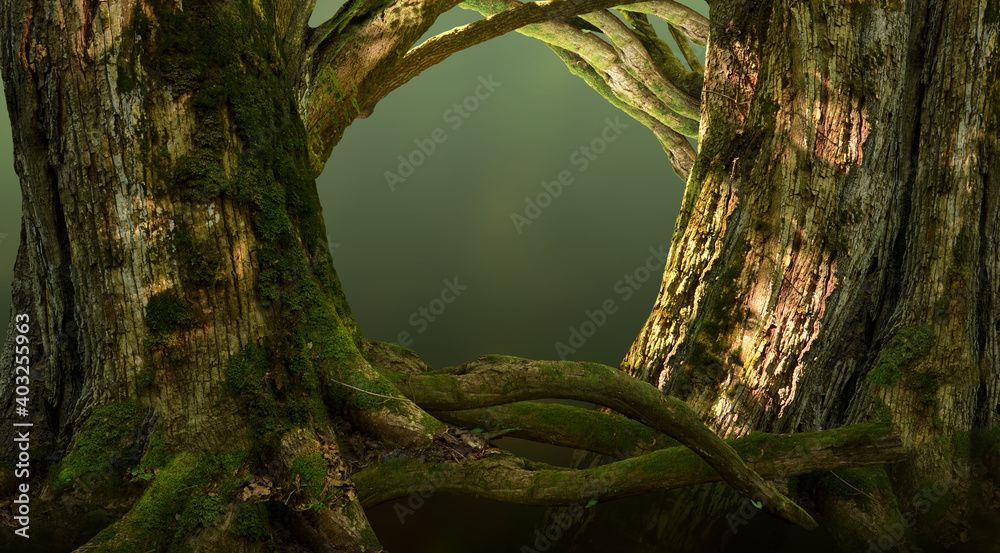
[378, 354, 892, 529]
[353, 424, 905, 510]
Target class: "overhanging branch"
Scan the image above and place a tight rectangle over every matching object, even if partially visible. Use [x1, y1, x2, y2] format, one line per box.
[362, 0, 669, 112]
[621, 0, 711, 46]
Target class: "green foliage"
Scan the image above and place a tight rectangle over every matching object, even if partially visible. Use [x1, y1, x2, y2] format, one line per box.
[54, 401, 144, 491]
[866, 325, 934, 387]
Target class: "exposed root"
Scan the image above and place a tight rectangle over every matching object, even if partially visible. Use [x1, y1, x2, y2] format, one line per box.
[429, 401, 679, 457]
[353, 424, 905, 510]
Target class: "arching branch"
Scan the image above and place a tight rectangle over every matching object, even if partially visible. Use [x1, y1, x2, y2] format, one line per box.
[621, 0, 711, 46]
[361, 0, 658, 113]
[547, 45, 696, 180]
[381, 355, 818, 529]
[579, 9, 700, 120]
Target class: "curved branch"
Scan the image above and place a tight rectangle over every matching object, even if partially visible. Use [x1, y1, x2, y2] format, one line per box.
[430, 401, 680, 457]
[353, 423, 905, 509]
[668, 23, 704, 74]
[546, 45, 696, 179]
[384, 355, 818, 529]
[363, 0, 655, 111]
[459, 0, 699, 137]
[580, 9, 700, 120]
[622, 0, 711, 46]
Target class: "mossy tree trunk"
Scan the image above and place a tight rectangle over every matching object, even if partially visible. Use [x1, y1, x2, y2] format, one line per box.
[621, 0, 999, 549]
[0, 0, 444, 550]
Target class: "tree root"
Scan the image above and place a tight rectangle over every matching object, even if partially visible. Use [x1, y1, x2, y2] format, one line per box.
[353, 424, 905, 511]
[429, 401, 679, 457]
[380, 354, 852, 529]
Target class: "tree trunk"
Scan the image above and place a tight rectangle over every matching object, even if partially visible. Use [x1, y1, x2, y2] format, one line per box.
[622, 0, 999, 547]
[0, 1, 436, 550]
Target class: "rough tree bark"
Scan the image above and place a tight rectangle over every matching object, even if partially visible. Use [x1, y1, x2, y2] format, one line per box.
[0, 0, 925, 551]
[620, 0, 1000, 549]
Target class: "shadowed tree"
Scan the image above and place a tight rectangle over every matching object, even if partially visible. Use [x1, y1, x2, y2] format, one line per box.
[0, 0, 990, 552]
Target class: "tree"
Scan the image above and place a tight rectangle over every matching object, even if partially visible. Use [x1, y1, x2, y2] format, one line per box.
[0, 1, 988, 553]
[617, 0, 1000, 549]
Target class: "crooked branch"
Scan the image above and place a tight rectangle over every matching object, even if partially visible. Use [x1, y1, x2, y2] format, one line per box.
[363, 0, 659, 112]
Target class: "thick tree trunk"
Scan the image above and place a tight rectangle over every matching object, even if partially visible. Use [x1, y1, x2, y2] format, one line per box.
[0, 1, 438, 550]
[622, 0, 999, 547]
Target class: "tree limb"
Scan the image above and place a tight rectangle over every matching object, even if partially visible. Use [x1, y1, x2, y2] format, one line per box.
[579, 9, 700, 120]
[621, 0, 711, 46]
[547, 45, 696, 180]
[362, 0, 669, 112]
[668, 23, 704, 74]
[383, 355, 818, 529]
[353, 423, 905, 509]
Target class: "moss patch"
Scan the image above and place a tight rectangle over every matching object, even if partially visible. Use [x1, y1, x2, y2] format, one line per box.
[54, 401, 144, 491]
[867, 397, 893, 424]
[89, 451, 252, 552]
[865, 325, 934, 387]
[144, 288, 198, 350]
[291, 454, 328, 497]
[172, 224, 222, 286]
[230, 501, 270, 541]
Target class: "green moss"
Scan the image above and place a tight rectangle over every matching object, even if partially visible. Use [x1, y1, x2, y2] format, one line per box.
[865, 325, 934, 387]
[908, 372, 939, 410]
[54, 401, 144, 491]
[144, 0, 385, 449]
[291, 454, 328, 497]
[116, 4, 151, 95]
[868, 397, 893, 424]
[231, 501, 270, 541]
[136, 368, 155, 391]
[135, 426, 170, 474]
[90, 451, 252, 552]
[686, 240, 750, 393]
[172, 225, 222, 286]
[803, 465, 892, 507]
[987, 0, 1000, 25]
[224, 343, 285, 444]
[145, 288, 198, 350]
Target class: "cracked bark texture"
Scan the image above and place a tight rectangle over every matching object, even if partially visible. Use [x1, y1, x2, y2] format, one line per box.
[620, 0, 998, 548]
